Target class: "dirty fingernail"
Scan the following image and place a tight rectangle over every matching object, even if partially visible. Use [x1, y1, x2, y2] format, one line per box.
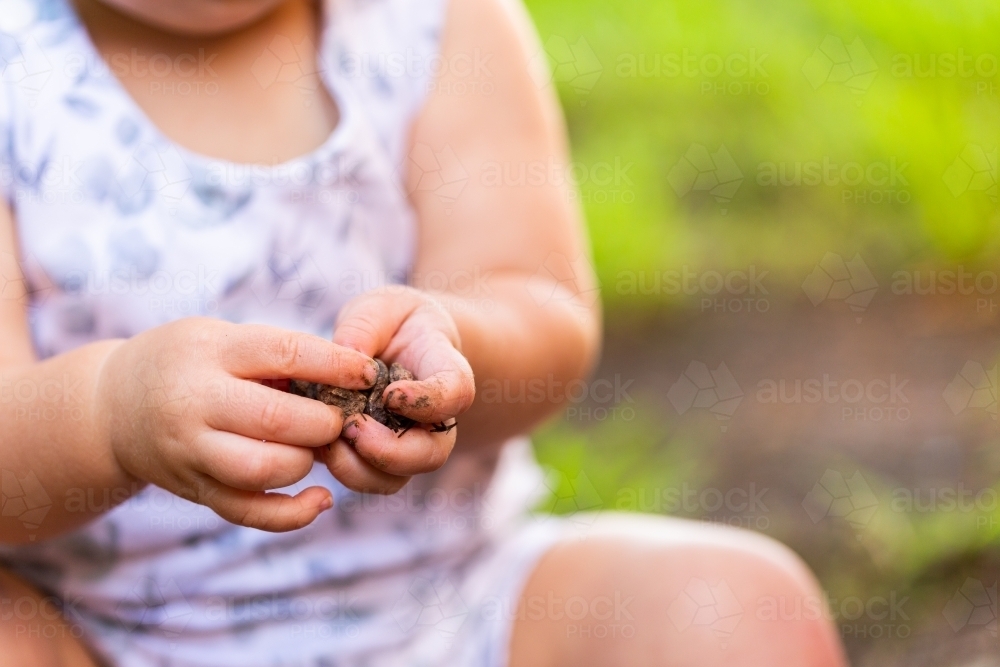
[364, 359, 379, 386]
[343, 419, 361, 444]
[385, 388, 403, 408]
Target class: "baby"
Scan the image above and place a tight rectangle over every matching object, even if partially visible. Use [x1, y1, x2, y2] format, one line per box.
[0, 0, 847, 665]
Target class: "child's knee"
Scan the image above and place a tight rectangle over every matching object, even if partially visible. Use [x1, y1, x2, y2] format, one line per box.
[697, 531, 847, 666]
[618, 518, 846, 665]
[679, 525, 828, 622]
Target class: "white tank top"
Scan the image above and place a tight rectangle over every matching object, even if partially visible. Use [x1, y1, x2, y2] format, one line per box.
[0, 0, 547, 663]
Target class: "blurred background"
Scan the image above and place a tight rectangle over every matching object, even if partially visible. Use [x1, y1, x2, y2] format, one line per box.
[523, 0, 1000, 663]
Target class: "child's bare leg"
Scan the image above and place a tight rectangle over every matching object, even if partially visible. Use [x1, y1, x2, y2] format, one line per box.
[509, 514, 847, 667]
[0, 568, 99, 667]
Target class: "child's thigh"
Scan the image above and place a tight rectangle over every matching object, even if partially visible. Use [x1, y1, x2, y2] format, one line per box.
[0, 567, 100, 667]
[508, 513, 847, 667]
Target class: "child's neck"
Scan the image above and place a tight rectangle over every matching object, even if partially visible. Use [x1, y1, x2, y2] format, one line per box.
[72, 0, 340, 165]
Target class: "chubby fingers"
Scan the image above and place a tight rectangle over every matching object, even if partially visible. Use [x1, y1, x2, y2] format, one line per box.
[198, 477, 332, 532]
[383, 358, 475, 423]
[220, 323, 378, 389]
[332, 288, 431, 356]
[321, 437, 411, 495]
[190, 430, 318, 492]
[203, 378, 345, 447]
[342, 414, 457, 477]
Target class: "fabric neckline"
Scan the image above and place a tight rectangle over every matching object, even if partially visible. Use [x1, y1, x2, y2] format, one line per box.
[57, 0, 355, 172]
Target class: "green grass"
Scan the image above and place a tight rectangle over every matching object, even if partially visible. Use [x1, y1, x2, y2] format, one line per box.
[525, 0, 1000, 307]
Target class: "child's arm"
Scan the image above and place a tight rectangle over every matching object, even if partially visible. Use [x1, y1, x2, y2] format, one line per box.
[412, 0, 601, 448]
[0, 203, 380, 542]
[319, 0, 601, 493]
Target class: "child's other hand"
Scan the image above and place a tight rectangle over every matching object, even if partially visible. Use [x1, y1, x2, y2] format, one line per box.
[323, 287, 476, 494]
[96, 317, 378, 532]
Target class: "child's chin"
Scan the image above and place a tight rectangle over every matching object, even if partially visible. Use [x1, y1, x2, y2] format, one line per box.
[95, 0, 287, 37]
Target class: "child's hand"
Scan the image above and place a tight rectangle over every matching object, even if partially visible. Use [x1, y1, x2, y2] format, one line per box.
[96, 317, 379, 532]
[323, 287, 476, 494]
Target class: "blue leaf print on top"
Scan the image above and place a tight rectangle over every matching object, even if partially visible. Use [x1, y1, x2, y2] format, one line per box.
[115, 117, 140, 146]
[64, 93, 101, 118]
[190, 178, 253, 223]
[110, 143, 191, 216]
[78, 155, 116, 201]
[110, 227, 160, 279]
[15, 153, 50, 192]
